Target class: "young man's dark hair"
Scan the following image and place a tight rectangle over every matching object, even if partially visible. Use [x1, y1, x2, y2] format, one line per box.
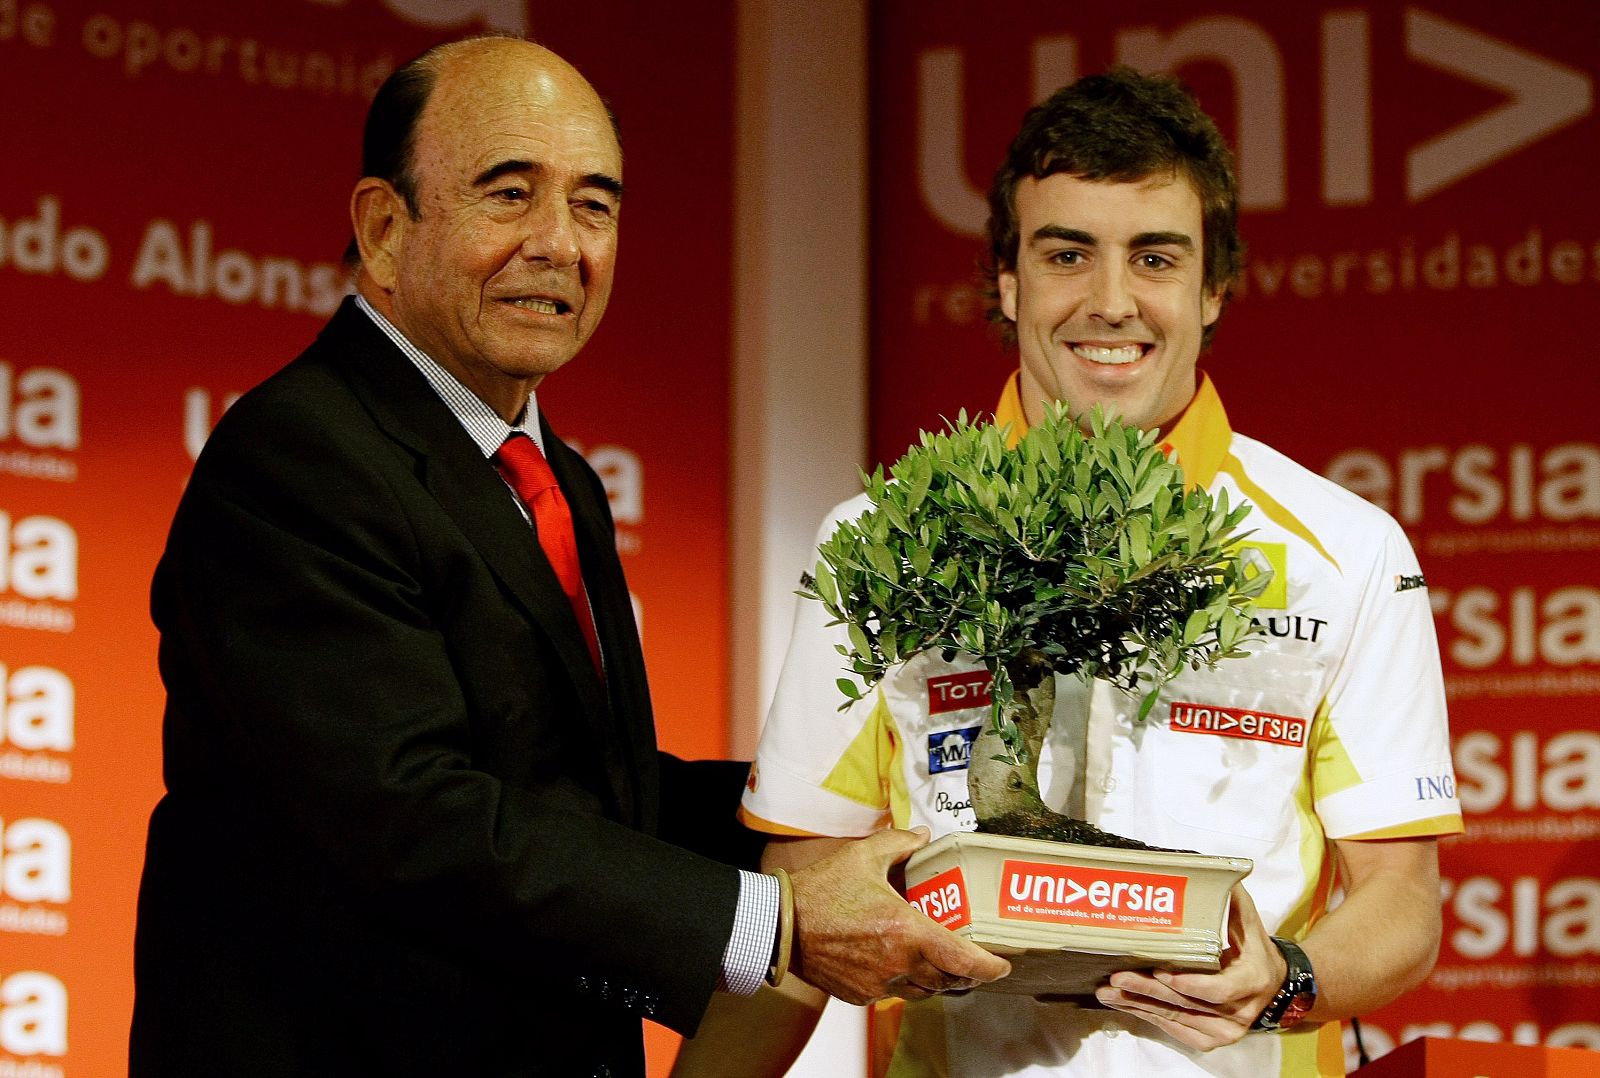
[984, 67, 1244, 347]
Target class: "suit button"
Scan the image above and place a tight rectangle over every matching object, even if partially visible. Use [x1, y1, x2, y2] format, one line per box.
[576, 975, 592, 994]
[598, 980, 613, 1001]
[642, 995, 659, 1017]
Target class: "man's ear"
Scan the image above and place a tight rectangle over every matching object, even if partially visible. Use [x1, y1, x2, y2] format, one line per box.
[999, 267, 1020, 323]
[1201, 284, 1224, 328]
[350, 178, 407, 292]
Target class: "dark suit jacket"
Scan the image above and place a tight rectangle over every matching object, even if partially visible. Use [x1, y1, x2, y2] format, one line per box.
[131, 300, 762, 1077]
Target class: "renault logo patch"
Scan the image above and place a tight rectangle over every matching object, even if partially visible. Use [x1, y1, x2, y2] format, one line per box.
[1236, 540, 1288, 609]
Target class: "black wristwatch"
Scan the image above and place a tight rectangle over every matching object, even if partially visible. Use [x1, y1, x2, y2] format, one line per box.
[1250, 936, 1317, 1032]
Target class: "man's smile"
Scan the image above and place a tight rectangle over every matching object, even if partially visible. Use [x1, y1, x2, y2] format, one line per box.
[499, 294, 574, 316]
[1069, 341, 1152, 366]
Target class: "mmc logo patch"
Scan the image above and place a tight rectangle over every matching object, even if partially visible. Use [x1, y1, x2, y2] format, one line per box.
[928, 725, 980, 774]
[1235, 540, 1288, 610]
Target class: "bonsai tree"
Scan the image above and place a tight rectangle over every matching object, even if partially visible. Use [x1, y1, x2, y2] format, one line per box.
[803, 404, 1265, 847]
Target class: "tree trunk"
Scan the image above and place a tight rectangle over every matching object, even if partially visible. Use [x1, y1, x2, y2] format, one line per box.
[968, 661, 1170, 851]
[967, 674, 1055, 828]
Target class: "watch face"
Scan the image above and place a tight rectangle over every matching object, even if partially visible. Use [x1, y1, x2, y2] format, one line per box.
[1278, 990, 1314, 1030]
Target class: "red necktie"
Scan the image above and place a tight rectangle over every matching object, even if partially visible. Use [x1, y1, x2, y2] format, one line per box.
[493, 433, 603, 675]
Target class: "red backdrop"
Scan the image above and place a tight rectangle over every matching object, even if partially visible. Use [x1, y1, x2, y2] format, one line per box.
[5, 2, 1597, 1075]
[869, 0, 1599, 1066]
[0, 2, 735, 1074]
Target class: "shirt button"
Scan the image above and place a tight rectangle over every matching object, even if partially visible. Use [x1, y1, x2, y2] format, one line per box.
[1102, 1022, 1121, 1038]
[1099, 776, 1117, 793]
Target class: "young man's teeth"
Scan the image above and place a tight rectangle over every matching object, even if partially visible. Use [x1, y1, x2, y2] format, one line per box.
[1073, 344, 1143, 364]
[510, 297, 560, 314]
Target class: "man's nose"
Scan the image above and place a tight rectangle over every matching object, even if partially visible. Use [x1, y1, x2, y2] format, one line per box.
[1088, 262, 1137, 323]
[519, 195, 580, 266]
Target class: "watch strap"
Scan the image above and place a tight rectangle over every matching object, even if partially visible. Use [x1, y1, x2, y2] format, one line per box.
[1251, 935, 1317, 1032]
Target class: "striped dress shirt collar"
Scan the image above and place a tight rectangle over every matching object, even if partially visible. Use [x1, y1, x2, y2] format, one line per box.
[354, 293, 543, 456]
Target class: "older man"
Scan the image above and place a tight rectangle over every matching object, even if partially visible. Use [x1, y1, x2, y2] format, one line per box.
[130, 36, 1004, 1078]
[740, 69, 1461, 1077]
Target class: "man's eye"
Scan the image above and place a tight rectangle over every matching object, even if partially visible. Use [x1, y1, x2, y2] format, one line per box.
[577, 198, 615, 217]
[1050, 250, 1082, 266]
[1138, 253, 1174, 269]
[491, 187, 527, 202]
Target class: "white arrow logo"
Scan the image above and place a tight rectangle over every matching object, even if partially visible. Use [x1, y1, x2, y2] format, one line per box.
[915, 11, 1593, 226]
[1406, 9, 1592, 201]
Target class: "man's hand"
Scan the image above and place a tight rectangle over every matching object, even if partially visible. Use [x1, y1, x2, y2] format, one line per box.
[786, 828, 1012, 1005]
[1093, 883, 1282, 1050]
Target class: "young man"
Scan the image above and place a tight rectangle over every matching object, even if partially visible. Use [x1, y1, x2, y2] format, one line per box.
[739, 69, 1461, 1077]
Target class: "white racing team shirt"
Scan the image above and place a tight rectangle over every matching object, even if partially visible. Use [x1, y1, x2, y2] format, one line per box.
[741, 373, 1463, 1078]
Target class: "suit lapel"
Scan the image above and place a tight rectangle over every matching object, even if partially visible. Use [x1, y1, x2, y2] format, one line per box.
[541, 415, 656, 829]
[317, 302, 613, 732]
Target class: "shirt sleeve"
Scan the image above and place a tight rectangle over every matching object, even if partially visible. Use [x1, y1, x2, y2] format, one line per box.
[718, 870, 779, 996]
[1311, 516, 1464, 839]
[740, 496, 898, 838]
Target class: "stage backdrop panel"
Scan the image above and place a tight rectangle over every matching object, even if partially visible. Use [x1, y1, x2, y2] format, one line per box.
[869, 0, 1598, 1066]
[0, 2, 736, 1075]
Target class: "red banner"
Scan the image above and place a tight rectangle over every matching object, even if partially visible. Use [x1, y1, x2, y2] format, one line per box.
[999, 860, 1188, 932]
[0, 2, 735, 1074]
[870, 0, 1598, 1066]
[906, 865, 972, 929]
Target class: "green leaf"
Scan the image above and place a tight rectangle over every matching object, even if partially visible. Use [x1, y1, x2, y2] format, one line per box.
[836, 678, 862, 700]
[867, 543, 899, 582]
[1137, 686, 1162, 723]
[909, 545, 933, 578]
[1128, 471, 1164, 511]
[847, 622, 872, 659]
[1129, 516, 1151, 565]
[812, 561, 838, 606]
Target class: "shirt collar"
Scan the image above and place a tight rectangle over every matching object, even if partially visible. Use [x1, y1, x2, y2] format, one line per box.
[991, 369, 1232, 490]
[354, 293, 543, 456]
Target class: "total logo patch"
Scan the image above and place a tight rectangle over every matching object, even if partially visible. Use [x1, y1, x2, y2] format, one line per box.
[927, 725, 980, 774]
[1235, 540, 1288, 610]
[927, 670, 992, 714]
[999, 860, 1186, 932]
[1169, 702, 1309, 747]
[906, 866, 970, 929]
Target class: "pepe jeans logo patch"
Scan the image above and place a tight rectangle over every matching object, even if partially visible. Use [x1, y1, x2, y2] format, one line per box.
[906, 867, 970, 929]
[998, 860, 1186, 932]
[1169, 702, 1309, 747]
[1395, 573, 1427, 593]
[927, 670, 992, 714]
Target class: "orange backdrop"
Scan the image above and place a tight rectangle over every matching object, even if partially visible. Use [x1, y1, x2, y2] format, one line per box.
[0, 2, 735, 1074]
